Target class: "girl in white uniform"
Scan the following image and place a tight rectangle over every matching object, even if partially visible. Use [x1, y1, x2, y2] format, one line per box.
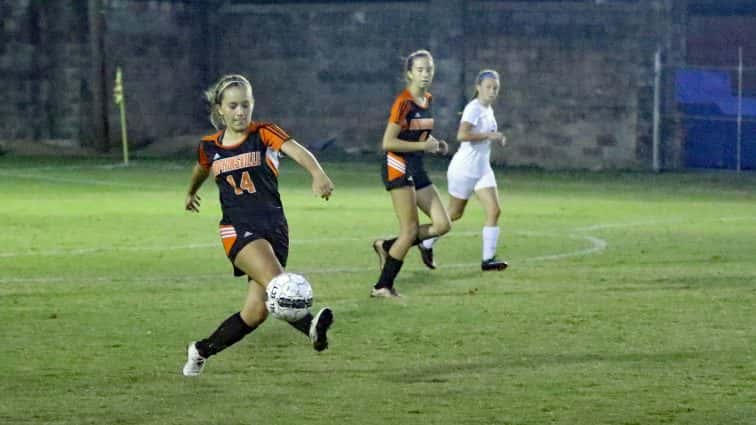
[420, 69, 508, 271]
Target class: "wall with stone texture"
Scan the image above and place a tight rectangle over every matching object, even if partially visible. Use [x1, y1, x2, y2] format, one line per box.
[1, 0, 684, 169]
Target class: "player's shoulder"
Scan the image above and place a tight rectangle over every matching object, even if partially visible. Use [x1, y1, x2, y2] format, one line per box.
[249, 122, 290, 146]
[465, 98, 483, 111]
[392, 89, 413, 105]
[200, 129, 223, 145]
[246, 121, 284, 133]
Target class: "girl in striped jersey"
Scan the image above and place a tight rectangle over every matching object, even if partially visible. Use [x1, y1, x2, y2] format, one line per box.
[371, 50, 452, 298]
[181, 74, 335, 376]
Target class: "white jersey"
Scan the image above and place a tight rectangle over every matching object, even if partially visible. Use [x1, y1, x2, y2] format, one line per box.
[448, 99, 497, 179]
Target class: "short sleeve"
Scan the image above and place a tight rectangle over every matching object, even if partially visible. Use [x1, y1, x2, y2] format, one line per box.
[197, 143, 211, 170]
[388, 98, 412, 128]
[259, 123, 290, 150]
[460, 101, 482, 127]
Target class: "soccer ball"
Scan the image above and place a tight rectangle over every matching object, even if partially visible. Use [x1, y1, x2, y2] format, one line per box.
[265, 272, 313, 322]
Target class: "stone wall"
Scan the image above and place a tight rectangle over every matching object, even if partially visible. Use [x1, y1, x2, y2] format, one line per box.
[1, 0, 685, 169]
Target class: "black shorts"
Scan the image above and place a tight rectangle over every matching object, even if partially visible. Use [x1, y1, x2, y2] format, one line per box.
[219, 216, 289, 277]
[381, 161, 433, 191]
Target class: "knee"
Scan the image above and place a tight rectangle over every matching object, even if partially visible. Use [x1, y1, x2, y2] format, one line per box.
[450, 209, 464, 222]
[489, 206, 501, 222]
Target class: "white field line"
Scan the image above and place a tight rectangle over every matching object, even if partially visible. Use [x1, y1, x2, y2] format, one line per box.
[0, 231, 605, 284]
[0, 170, 151, 188]
[0, 230, 561, 258]
[0, 162, 188, 172]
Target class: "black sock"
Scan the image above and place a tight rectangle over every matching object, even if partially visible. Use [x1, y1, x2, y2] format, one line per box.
[382, 236, 422, 252]
[382, 238, 397, 252]
[288, 312, 314, 336]
[374, 255, 404, 289]
[196, 312, 256, 358]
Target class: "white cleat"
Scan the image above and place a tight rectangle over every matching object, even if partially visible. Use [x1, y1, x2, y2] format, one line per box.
[309, 308, 334, 352]
[182, 342, 207, 377]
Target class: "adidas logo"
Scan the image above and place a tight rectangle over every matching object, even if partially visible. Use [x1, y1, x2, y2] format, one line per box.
[243, 231, 254, 237]
[213, 153, 221, 160]
[415, 112, 421, 118]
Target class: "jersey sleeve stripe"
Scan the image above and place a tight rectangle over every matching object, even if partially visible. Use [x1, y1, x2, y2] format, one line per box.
[259, 124, 289, 150]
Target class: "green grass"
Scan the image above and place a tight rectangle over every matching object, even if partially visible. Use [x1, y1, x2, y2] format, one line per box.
[0, 157, 754, 425]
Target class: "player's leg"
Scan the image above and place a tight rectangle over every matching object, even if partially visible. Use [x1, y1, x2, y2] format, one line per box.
[240, 228, 333, 352]
[183, 239, 282, 376]
[475, 175, 508, 271]
[419, 172, 475, 261]
[447, 196, 468, 222]
[413, 184, 452, 269]
[372, 186, 418, 297]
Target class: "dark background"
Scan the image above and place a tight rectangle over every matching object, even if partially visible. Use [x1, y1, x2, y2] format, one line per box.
[1, 0, 755, 169]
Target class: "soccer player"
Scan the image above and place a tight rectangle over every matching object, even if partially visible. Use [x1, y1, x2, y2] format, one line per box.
[421, 69, 508, 271]
[371, 50, 452, 298]
[181, 74, 335, 376]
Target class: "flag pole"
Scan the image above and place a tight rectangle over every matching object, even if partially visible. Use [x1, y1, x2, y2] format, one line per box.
[114, 67, 129, 166]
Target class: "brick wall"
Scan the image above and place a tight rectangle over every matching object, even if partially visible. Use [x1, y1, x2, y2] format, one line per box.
[1, 0, 684, 169]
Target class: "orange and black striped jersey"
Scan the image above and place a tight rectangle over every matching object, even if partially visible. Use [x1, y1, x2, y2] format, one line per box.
[197, 122, 289, 224]
[384, 89, 434, 181]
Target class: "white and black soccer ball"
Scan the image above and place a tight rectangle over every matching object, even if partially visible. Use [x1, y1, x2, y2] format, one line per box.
[265, 272, 314, 322]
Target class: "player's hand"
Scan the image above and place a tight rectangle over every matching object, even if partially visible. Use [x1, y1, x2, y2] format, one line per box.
[424, 135, 440, 154]
[437, 139, 449, 155]
[185, 193, 201, 212]
[490, 132, 505, 143]
[312, 173, 334, 200]
[498, 135, 507, 148]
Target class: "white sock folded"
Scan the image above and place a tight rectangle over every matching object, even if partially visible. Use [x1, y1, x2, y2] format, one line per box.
[482, 226, 500, 261]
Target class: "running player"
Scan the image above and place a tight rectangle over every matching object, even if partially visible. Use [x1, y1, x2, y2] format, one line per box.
[421, 69, 508, 271]
[182, 74, 335, 376]
[371, 50, 452, 298]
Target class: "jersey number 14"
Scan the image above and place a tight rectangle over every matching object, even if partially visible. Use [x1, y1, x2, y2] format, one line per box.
[226, 171, 257, 195]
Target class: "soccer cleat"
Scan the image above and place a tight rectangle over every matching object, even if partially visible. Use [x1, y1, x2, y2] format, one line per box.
[417, 244, 436, 269]
[182, 342, 207, 377]
[370, 286, 401, 298]
[309, 307, 334, 352]
[372, 239, 388, 270]
[481, 256, 508, 271]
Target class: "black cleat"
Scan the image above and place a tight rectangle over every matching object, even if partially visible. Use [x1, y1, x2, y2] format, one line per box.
[309, 307, 334, 352]
[481, 256, 508, 271]
[418, 245, 436, 269]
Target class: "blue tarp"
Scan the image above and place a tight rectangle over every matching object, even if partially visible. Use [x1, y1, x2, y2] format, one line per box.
[675, 69, 756, 169]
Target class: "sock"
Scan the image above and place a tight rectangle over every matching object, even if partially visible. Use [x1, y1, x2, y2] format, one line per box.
[374, 255, 404, 289]
[382, 238, 396, 252]
[482, 226, 500, 261]
[288, 312, 314, 336]
[196, 312, 256, 358]
[422, 237, 438, 249]
[383, 236, 423, 252]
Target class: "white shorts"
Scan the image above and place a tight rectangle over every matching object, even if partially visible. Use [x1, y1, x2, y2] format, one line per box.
[447, 166, 497, 200]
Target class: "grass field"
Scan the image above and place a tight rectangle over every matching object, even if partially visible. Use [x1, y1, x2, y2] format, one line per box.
[0, 156, 754, 425]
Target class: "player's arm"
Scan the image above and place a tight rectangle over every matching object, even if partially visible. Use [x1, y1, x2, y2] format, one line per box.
[280, 139, 334, 200]
[382, 122, 444, 154]
[457, 121, 505, 145]
[185, 163, 209, 212]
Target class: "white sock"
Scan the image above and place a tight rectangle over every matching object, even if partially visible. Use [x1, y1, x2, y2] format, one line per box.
[422, 237, 438, 249]
[482, 226, 499, 261]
